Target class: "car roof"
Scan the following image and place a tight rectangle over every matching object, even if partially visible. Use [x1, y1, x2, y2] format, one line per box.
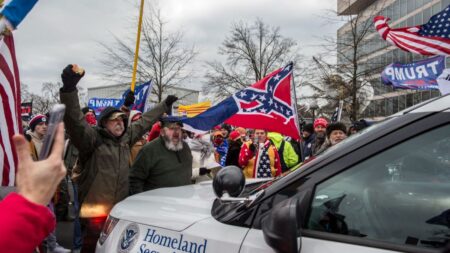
[391, 93, 450, 116]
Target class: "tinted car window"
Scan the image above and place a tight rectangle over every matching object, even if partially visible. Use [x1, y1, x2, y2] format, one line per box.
[308, 125, 450, 249]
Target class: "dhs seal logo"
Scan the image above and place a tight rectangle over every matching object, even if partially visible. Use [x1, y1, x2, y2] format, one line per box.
[117, 223, 140, 253]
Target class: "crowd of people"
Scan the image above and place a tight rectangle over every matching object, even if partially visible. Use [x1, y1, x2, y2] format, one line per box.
[2, 64, 373, 253]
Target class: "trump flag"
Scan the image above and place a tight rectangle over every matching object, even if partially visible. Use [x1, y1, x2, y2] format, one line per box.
[183, 63, 300, 140]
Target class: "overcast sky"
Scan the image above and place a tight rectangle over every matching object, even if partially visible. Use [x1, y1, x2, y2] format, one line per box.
[10, 0, 342, 96]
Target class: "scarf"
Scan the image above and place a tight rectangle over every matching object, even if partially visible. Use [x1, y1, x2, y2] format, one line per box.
[255, 140, 272, 178]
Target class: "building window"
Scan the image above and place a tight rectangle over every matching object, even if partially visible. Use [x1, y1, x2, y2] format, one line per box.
[423, 6, 432, 21]
[400, 0, 408, 17]
[398, 95, 406, 111]
[432, 2, 442, 15]
[406, 94, 414, 107]
[443, 0, 450, 9]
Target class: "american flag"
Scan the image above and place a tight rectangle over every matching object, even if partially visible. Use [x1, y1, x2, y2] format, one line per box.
[0, 34, 21, 186]
[374, 5, 450, 55]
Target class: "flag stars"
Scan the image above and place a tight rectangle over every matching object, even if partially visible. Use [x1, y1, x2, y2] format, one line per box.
[239, 91, 247, 98]
[251, 94, 257, 100]
[259, 95, 266, 101]
[273, 74, 281, 81]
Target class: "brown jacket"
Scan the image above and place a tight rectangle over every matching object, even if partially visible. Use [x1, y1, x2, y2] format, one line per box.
[60, 90, 167, 218]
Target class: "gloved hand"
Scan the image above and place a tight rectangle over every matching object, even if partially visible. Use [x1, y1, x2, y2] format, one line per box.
[124, 91, 135, 107]
[164, 95, 178, 114]
[249, 143, 257, 153]
[61, 64, 85, 92]
[199, 167, 211, 176]
[164, 95, 178, 108]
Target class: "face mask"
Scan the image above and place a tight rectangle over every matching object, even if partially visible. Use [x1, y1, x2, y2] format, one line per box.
[213, 138, 223, 146]
[85, 113, 97, 126]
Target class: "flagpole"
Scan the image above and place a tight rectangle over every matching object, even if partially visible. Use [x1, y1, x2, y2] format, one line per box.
[290, 62, 304, 160]
[290, 62, 301, 138]
[130, 0, 145, 92]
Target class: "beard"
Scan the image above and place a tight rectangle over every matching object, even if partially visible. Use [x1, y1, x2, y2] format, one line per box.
[162, 135, 184, 151]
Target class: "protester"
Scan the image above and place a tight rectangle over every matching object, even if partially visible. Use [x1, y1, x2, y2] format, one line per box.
[188, 133, 219, 183]
[301, 123, 315, 161]
[0, 123, 66, 253]
[129, 116, 193, 194]
[212, 130, 228, 166]
[59, 64, 176, 251]
[147, 121, 162, 142]
[315, 122, 347, 155]
[267, 132, 299, 172]
[25, 114, 69, 252]
[348, 119, 371, 136]
[128, 110, 147, 164]
[239, 129, 282, 178]
[311, 118, 329, 156]
[25, 114, 47, 160]
[235, 127, 247, 142]
[220, 123, 232, 139]
[81, 107, 96, 126]
[225, 130, 243, 167]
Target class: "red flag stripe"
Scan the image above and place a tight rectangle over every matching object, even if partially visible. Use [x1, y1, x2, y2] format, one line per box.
[393, 31, 450, 52]
[390, 34, 438, 55]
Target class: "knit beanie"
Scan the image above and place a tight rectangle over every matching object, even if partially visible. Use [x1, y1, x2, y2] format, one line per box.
[29, 114, 47, 131]
[303, 123, 314, 134]
[81, 107, 94, 115]
[314, 118, 328, 129]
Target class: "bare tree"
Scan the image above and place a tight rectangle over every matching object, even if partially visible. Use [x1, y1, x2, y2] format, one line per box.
[205, 19, 300, 99]
[100, 6, 197, 102]
[21, 82, 61, 115]
[303, 2, 387, 121]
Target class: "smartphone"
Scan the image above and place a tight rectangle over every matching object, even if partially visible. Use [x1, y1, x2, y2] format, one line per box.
[39, 104, 66, 160]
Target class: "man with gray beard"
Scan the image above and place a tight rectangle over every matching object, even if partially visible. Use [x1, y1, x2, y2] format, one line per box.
[129, 116, 193, 195]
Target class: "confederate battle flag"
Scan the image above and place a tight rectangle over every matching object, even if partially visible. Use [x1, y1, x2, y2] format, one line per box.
[183, 63, 301, 140]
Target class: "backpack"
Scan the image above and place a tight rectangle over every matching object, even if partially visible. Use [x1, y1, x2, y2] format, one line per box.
[270, 139, 288, 173]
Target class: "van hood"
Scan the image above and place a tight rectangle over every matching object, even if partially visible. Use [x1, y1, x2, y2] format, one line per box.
[109, 178, 270, 232]
[110, 182, 216, 232]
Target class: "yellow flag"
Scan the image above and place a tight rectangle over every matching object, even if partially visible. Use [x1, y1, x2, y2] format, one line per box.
[178, 101, 211, 117]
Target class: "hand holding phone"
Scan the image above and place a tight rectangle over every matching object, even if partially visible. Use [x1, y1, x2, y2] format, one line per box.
[39, 104, 66, 160]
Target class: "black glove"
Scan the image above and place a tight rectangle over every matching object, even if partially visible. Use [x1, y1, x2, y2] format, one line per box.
[164, 95, 178, 108]
[249, 143, 257, 153]
[199, 167, 211, 176]
[61, 64, 84, 92]
[164, 95, 178, 114]
[124, 91, 135, 107]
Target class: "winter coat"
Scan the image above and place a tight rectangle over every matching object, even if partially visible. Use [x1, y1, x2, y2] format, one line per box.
[301, 133, 315, 161]
[60, 90, 167, 218]
[312, 135, 327, 156]
[0, 193, 55, 253]
[239, 140, 282, 178]
[187, 134, 219, 183]
[267, 132, 299, 171]
[129, 136, 193, 194]
[25, 130, 43, 161]
[214, 139, 228, 166]
[225, 139, 243, 167]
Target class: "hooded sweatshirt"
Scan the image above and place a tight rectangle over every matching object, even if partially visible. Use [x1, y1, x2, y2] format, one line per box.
[267, 132, 299, 171]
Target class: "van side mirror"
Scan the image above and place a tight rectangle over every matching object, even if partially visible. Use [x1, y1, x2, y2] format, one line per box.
[262, 197, 300, 253]
[213, 166, 245, 198]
